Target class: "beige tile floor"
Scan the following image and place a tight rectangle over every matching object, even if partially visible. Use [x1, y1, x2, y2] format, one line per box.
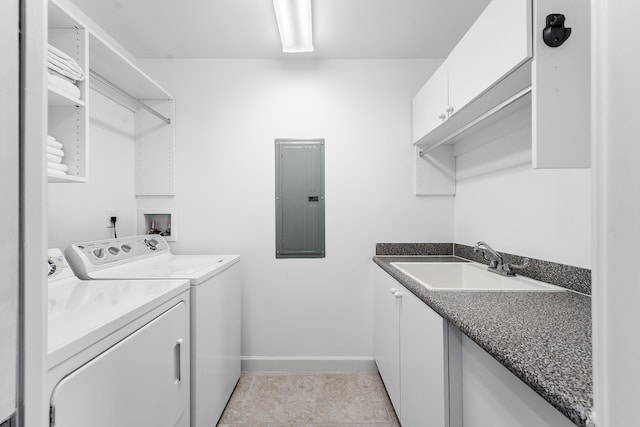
[217, 372, 400, 427]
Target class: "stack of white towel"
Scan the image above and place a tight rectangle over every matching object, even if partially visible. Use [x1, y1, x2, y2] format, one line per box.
[47, 135, 69, 178]
[48, 44, 84, 100]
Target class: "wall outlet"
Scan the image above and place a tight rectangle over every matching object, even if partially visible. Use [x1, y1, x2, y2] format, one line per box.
[106, 209, 117, 228]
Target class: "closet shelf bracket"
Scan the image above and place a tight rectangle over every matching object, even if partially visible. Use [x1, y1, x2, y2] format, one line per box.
[89, 70, 171, 125]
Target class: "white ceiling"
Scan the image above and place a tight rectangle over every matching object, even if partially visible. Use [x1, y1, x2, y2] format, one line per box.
[69, 0, 491, 59]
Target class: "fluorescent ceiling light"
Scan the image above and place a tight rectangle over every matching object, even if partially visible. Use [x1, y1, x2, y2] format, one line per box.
[272, 0, 314, 53]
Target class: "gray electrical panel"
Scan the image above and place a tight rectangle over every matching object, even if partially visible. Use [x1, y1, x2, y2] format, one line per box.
[275, 139, 325, 258]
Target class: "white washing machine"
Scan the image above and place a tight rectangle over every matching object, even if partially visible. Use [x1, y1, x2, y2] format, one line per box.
[65, 235, 241, 427]
[47, 248, 191, 427]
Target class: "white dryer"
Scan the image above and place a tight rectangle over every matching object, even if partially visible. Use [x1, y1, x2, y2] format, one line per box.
[47, 248, 191, 427]
[65, 235, 241, 427]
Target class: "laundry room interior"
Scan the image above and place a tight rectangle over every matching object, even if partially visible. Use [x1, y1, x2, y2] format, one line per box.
[5, 0, 640, 426]
[46, 0, 592, 365]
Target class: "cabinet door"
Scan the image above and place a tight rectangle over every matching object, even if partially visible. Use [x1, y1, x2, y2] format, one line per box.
[0, 0, 19, 421]
[50, 302, 188, 427]
[400, 285, 448, 427]
[461, 335, 575, 427]
[373, 268, 401, 416]
[447, 0, 532, 115]
[532, 0, 590, 168]
[412, 62, 448, 143]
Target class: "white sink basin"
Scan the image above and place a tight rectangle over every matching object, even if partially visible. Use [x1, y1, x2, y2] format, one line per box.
[390, 262, 565, 292]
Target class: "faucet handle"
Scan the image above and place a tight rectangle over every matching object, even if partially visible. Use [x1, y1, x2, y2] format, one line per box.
[507, 257, 530, 270]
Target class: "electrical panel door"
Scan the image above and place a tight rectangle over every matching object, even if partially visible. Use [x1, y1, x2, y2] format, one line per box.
[275, 139, 325, 258]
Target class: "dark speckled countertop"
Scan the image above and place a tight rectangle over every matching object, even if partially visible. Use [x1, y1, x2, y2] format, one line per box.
[373, 255, 593, 427]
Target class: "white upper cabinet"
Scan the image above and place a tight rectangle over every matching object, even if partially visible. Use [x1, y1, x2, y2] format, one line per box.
[447, 0, 532, 115]
[412, 62, 448, 142]
[412, 0, 532, 147]
[413, 0, 590, 194]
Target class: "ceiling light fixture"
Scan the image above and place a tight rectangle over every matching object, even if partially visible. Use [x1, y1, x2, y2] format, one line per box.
[272, 0, 314, 53]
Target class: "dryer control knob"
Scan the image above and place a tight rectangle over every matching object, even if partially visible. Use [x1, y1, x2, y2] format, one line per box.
[47, 258, 56, 276]
[92, 248, 105, 259]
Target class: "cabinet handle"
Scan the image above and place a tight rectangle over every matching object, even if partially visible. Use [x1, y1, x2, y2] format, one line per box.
[390, 288, 398, 295]
[446, 105, 454, 113]
[174, 338, 183, 384]
[393, 291, 403, 299]
[438, 113, 446, 120]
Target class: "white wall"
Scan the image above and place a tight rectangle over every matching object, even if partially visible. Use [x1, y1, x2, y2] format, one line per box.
[454, 106, 591, 268]
[138, 59, 454, 359]
[48, 90, 138, 249]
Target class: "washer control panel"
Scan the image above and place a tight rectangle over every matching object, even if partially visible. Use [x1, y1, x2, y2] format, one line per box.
[65, 235, 170, 274]
[47, 248, 75, 282]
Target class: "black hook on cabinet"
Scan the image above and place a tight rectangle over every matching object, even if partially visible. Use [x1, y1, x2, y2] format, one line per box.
[543, 14, 572, 47]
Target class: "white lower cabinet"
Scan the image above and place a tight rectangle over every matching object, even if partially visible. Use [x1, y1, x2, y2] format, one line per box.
[400, 285, 448, 427]
[374, 267, 449, 427]
[374, 264, 578, 427]
[373, 267, 401, 413]
[460, 334, 575, 427]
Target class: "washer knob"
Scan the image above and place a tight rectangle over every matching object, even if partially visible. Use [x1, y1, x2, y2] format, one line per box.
[108, 246, 120, 256]
[120, 244, 132, 254]
[144, 238, 159, 251]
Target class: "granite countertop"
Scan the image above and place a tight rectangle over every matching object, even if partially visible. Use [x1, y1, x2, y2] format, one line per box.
[373, 255, 593, 427]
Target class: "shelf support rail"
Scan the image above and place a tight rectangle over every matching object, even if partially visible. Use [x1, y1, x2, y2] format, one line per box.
[89, 70, 171, 125]
[419, 86, 532, 156]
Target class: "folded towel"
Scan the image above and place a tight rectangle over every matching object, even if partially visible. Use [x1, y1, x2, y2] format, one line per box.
[48, 68, 77, 84]
[47, 54, 84, 81]
[47, 73, 81, 100]
[46, 146, 65, 157]
[47, 138, 63, 150]
[47, 153, 62, 163]
[48, 169, 68, 178]
[47, 49, 82, 69]
[47, 162, 68, 172]
[48, 44, 74, 61]
[47, 62, 84, 87]
[48, 44, 84, 77]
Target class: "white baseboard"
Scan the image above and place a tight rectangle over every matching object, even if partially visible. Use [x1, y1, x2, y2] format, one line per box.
[241, 356, 377, 373]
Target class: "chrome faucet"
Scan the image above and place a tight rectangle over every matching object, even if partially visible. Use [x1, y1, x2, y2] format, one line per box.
[473, 241, 530, 277]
